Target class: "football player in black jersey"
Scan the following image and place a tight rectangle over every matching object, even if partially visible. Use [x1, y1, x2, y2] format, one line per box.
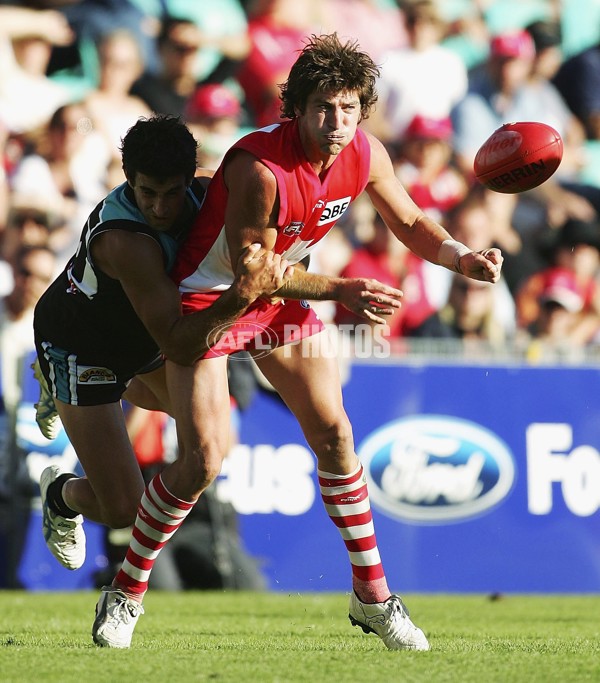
[33, 115, 292, 575]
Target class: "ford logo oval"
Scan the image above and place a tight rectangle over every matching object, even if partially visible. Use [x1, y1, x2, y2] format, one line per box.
[358, 415, 515, 524]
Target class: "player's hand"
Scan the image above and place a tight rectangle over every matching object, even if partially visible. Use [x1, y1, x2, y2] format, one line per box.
[233, 243, 293, 302]
[459, 248, 503, 284]
[336, 278, 403, 324]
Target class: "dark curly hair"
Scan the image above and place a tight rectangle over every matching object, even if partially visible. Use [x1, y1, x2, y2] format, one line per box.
[279, 33, 380, 121]
[120, 115, 197, 184]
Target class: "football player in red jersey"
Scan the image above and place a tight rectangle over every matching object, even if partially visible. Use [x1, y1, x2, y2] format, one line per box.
[95, 34, 502, 650]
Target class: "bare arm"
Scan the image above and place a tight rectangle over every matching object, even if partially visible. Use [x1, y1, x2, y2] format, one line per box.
[0, 7, 74, 44]
[223, 150, 280, 262]
[275, 270, 404, 324]
[364, 132, 503, 282]
[93, 230, 290, 365]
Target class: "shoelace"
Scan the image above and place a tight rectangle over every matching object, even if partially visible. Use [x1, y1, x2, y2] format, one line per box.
[108, 593, 144, 624]
[387, 595, 410, 619]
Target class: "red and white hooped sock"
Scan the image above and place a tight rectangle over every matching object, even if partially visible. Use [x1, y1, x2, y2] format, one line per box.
[318, 462, 390, 604]
[114, 473, 194, 597]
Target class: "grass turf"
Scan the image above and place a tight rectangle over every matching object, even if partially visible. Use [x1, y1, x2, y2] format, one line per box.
[1, 592, 599, 683]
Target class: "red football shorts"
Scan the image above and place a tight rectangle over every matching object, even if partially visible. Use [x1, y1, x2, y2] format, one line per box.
[181, 293, 324, 358]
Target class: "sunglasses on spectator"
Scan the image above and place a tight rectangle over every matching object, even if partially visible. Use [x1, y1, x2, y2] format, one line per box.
[18, 266, 53, 283]
[167, 41, 199, 54]
[11, 211, 51, 229]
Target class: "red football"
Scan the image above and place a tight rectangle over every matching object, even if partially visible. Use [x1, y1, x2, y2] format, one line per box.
[473, 121, 563, 193]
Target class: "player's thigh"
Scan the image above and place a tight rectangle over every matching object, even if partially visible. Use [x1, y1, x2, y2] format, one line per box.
[253, 330, 347, 429]
[165, 357, 231, 461]
[123, 365, 171, 414]
[55, 399, 145, 505]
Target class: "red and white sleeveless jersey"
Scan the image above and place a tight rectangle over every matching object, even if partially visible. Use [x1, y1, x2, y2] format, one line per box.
[172, 118, 371, 293]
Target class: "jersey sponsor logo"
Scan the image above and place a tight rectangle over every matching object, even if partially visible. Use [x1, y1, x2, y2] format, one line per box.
[283, 221, 305, 236]
[77, 366, 117, 384]
[300, 299, 311, 309]
[317, 196, 351, 226]
[358, 415, 515, 524]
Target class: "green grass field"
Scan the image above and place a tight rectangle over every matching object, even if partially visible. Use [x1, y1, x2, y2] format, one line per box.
[1, 591, 599, 683]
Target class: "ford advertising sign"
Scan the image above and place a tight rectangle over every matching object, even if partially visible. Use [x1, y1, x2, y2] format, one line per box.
[9, 357, 600, 593]
[237, 362, 600, 593]
[358, 415, 515, 524]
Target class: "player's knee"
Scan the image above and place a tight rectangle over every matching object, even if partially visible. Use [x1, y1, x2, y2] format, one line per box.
[313, 415, 354, 456]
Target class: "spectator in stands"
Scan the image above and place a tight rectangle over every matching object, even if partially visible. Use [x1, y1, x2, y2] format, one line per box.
[524, 267, 590, 363]
[553, 37, 600, 141]
[409, 271, 508, 350]
[183, 83, 248, 169]
[0, 5, 75, 135]
[393, 114, 468, 223]
[236, 0, 321, 127]
[8, 101, 110, 262]
[436, 1, 490, 71]
[0, 245, 56, 415]
[516, 217, 600, 346]
[131, 17, 204, 117]
[58, 0, 160, 78]
[130, 0, 250, 85]
[525, 19, 564, 84]
[371, 0, 467, 143]
[320, 0, 406, 64]
[1, 194, 64, 274]
[84, 30, 152, 169]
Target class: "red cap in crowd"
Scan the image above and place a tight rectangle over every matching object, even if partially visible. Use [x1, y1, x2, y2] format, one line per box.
[539, 268, 584, 313]
[404, 114, 453, 141]
[490, 30, 536, 60]
[185, 84, 241, 121]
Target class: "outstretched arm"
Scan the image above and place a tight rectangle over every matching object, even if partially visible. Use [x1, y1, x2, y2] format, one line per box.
[364, 132, 503, 283]
[275, 269, 404, 325]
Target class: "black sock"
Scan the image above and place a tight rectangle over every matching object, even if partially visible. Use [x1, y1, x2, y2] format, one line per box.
[46, 473, 79, 518]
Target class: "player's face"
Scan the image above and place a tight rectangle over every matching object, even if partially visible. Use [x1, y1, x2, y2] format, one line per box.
[296, 90, 362, 161]
[129, 173, 189, 231]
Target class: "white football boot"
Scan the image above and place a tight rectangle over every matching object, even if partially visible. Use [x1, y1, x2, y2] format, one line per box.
[40, 465, 86, 570]
[32, 358, 62, 440]
[92, 586, 145, 648]
[349, 592, 430, 650]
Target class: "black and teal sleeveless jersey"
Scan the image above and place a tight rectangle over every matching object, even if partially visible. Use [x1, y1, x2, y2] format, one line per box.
[34, 179, 206, 381]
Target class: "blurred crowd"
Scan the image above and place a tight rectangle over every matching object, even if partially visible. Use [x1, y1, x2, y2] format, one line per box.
[2, 0, 600, 371]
